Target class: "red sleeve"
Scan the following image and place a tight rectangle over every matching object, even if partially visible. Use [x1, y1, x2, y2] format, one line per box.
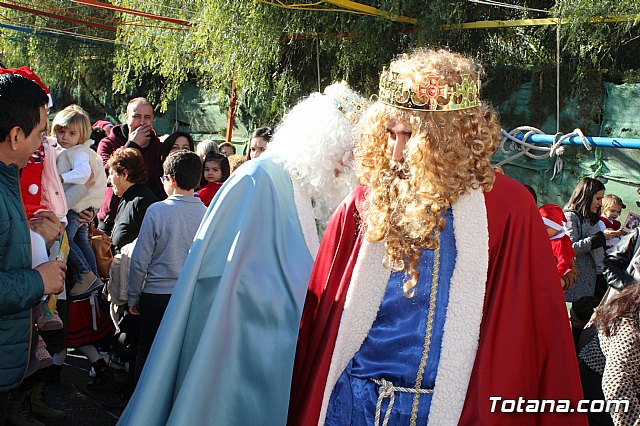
[553, 236, 576, 277]
[97, 135, 121, 173]
[459, 174, 586, 425]
[287, 186, 365, 426]
[196, 183, 221, 207]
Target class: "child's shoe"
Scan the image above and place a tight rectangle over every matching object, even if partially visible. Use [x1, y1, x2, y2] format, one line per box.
[69, 271, 101, 297]
[37, 303, 63, 331]
[34, 336, 53, 369]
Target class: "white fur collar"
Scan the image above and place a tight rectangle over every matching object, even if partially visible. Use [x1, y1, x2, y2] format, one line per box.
[291, 177, 320, 259]
[318, 187, 489, 425]
[428, 188, 488, 424]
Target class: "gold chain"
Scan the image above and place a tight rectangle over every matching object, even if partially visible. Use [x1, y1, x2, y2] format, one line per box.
[410, 231, 440, 425]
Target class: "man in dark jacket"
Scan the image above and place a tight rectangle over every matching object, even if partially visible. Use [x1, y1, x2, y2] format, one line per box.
[96, 97, 165, 234]
[0, 74, 65, 423]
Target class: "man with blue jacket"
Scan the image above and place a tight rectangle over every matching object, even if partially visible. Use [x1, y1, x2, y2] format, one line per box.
[0, 73, 66, 424]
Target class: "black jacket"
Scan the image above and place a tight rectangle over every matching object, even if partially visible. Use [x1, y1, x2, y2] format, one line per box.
[603, 228, 640, 290]
[111, 184, 158, 253]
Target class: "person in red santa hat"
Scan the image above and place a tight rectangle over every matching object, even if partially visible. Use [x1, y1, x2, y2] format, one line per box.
[540, 203, 577, 291]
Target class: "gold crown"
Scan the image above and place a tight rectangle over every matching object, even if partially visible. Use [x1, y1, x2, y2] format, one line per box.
[378, 68, 481, 112]
[335, 97, 369, 124]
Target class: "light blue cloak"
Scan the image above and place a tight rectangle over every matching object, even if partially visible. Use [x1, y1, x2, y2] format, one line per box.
[119, 154, 314, 425]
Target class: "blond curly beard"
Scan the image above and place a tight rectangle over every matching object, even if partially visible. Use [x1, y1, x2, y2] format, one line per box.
[356, 102, 500, 297]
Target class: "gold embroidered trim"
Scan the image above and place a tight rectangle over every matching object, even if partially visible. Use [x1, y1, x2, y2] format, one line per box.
[410, 231, 441, 425]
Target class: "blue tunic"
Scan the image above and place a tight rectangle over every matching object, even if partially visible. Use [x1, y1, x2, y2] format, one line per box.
[119, 154, 314, 426]
[326, 210, 456, 425]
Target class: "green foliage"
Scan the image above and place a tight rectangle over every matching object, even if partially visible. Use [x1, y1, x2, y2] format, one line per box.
[3, 0, 640, 128]
[0, 0, 116, 116]
[553, 0, 640, 86]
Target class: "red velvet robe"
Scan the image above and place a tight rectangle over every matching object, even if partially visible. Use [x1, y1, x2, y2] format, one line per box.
[288, 174, 586, 425]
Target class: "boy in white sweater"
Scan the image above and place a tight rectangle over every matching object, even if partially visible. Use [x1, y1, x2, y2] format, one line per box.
[127, 150, 206, 383]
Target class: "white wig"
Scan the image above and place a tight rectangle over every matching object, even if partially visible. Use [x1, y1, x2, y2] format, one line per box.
[267, 81, 365, 230]
[195, 139, 219, 159]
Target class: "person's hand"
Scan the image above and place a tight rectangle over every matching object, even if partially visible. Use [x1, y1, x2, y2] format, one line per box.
[76, 208, 95, 224]
[30, 211, 63, 249]
[84, 170, 96, 189]
[129, 305, 140, 315]
[35, 260, 66, 295]
[603, 228, 623, 240]
[563, 262, 578, 291]
[129, 124, 153, 148]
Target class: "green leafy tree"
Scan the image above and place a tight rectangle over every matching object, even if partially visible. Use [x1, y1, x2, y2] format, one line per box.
[0, 0, 116, 116]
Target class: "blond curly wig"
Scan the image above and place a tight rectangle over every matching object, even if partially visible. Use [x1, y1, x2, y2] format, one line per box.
[355, 49, 501, 297]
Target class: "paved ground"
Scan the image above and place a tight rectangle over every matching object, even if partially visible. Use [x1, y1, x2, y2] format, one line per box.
[41, 351, 128, 426]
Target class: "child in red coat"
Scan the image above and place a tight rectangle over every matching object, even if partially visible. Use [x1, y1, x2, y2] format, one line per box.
[196, 152, 230, 207]
[540, 204, 576, 291]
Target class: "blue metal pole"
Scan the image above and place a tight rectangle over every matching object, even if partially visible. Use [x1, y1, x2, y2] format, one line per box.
[502, 130, 640, 149]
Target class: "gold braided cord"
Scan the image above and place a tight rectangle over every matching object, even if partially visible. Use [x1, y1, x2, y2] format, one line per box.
[410, 233, 440, 425]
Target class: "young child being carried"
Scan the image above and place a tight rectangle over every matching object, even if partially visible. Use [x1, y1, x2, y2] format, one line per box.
[196, 152, 230, 207]
[600, 194, 626, 253]
[53, 105, 107, 297]
[127, 150, 207, 383]
[540, 204, 576, 291]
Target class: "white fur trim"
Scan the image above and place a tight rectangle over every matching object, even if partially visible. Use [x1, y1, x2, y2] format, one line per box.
[318, 188, 488, 425]
[291, 178, 320, 259]
[428, 188, 488, 425]
[542, 216, 563, 231]
[318, 240, 390, 425]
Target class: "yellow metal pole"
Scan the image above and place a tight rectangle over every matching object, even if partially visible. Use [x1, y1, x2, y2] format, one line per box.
[443, 15, 640, 30]
[323, 0, 417, 25]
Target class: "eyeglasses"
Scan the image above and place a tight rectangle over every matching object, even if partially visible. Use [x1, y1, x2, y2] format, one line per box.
[160, 175, 170, 183]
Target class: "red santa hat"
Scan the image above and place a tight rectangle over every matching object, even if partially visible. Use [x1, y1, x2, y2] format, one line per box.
[539, 204, 565, 231]
[93, 120, 114, 131]
[0, 66, 53, 108]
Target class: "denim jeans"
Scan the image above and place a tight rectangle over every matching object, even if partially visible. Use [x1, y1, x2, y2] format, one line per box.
[66, 210, 98, 280]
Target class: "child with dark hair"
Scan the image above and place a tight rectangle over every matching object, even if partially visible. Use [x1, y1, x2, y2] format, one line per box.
[196, 152, 230, 206]
[570, 295, 599, 352]
[127, 150, 206, 384]
[89, 127, 106, 152]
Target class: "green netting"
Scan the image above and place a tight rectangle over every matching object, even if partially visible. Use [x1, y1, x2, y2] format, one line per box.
[493, 82, 640, 216]
[109, 84, 250, 153]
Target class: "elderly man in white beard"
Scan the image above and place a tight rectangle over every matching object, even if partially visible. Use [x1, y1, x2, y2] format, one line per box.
[119, 82, 367, 426]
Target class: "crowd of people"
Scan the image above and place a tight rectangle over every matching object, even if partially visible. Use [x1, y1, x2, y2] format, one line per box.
[1, 49, 639, 426]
